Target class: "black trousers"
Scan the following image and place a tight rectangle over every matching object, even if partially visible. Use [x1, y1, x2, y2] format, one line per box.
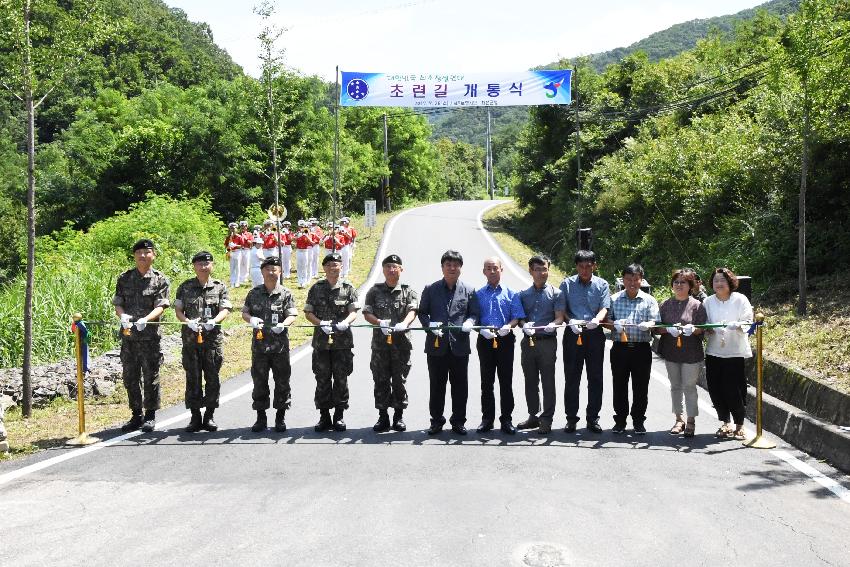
[705, 355, 747, 424]
[427, 352, 469, 427]
[610, 342, 652, 426]
[477, 334, 515, 424]
[562, 327, 605, 422]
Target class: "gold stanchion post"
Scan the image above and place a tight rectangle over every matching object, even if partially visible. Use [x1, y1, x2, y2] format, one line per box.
[67, 313, 100, 446]
[744, 313, 775, 449]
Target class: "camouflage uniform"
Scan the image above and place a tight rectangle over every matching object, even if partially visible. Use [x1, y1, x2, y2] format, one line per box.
[304, 279, 359, 410]
[242, 283, 299, 410]
[174, 277, 232, 410]
[112, 268, 170, 413]
[362, 283, 419, 410]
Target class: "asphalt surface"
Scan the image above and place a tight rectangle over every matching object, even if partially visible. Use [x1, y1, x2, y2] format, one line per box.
[1, 200, 848, 567]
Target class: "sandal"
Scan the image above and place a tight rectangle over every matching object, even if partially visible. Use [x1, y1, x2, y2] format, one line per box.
[715, 424, 731, 438]
[669, 420, 686, 435]
[683, 422, 695, 438]
[732, 428, 746, 441]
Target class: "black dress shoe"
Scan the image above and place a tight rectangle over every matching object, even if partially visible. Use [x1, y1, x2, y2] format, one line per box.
[587, 420, 603, 433]
[476, 421, 494, 433]
[537, 423, 552, 434]
[451, 424, 468, 435]
[500, 421, 517, 435]
[517, 417, 540, 430]
[426, 423, 443, 435]
[333, 419, 347, 432]
[563, 421, 577, 433]
[633, 423, 647, 435]
[121, 413, 144, 432]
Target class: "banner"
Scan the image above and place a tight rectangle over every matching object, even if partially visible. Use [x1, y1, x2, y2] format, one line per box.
[340, 70, 572, 108]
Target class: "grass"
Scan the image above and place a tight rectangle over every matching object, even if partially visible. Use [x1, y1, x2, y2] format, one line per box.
[483, 202, 850, 397]
[1, 205, 405, 460]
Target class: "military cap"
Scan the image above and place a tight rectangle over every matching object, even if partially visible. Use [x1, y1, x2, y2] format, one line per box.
[227, 222, 237, 228]
[282, 220, 291, 226]
[239, 220, 248, 226]
[253, 236, 263, 244]
[263, 219, 273, 226]
[322, 252, 343, 265]
[382, 254, 403, 266]
[132, 239, 155, 252]
[260, 256, 281, 269]
[191, 250, 214, 263]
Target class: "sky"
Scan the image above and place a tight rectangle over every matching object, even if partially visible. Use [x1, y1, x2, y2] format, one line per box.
[165, 0, 768, 80]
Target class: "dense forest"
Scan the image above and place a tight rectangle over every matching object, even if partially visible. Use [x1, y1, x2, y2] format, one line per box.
[511, 0, 849, 290]
[0, 0, 485, 367]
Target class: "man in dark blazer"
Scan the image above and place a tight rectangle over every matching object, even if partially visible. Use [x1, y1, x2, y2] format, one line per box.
[418, 250, 480, 435]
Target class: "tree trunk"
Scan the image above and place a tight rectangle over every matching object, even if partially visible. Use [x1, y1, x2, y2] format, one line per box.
[22, 0, 35, 418]
[798, 76, 809, 316]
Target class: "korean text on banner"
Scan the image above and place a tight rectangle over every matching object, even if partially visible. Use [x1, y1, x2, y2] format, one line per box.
[340, 70, 572, 108]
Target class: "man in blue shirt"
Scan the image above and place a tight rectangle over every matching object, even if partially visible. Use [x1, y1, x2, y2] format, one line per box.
[474, 257, 526, 434]
[517, 255, 564, 434]
[418, 250, 480, 435]
[555, 249, 611, 433]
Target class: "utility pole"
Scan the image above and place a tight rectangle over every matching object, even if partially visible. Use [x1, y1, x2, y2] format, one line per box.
[333, 65, 340, 252]
[383, 112, 390, 211]
[573, 66, 582, 231]
[486, 109, 493, 200]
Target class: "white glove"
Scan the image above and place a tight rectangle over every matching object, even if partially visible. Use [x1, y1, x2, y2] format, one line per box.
[272, 322, 286, 334]
[682, 324, 695, 337]
[726, 321, 741, 332]
[393, 321, 408, 333]
[320, 320, 333, 334]
[613, 319, 625, 334]
[379, 319, 392, 336]
[568, 319, 583, 335]
[120, 313, 133, 330]
[522, 322, 536, 336]
[429, 321, 443, 338]
[250, 317, 264, 330]
[497, 324, 512, 336]
[134, 317, 148, 331]
[335, 320, 349, 332]
[186, 319, 200, 332]
[638, 321, 655, 331]
[667, 326, 681, 338]
[461, 318, 474, 333]
[480, 328, 496, 340]
[202, 321, 216, 331]
[585, 317, 600, 330]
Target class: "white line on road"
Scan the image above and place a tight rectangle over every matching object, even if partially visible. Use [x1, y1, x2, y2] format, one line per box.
[475, 201, 531, 286]
[772, 450, 850, 503]
[0, 203, 429, 487]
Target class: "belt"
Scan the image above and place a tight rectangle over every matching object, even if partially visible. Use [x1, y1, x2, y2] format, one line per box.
[525, 334, 556, 340]
[612, 341, 651, 349]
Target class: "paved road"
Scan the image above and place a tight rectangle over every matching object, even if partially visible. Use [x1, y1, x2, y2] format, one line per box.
[2, 200, 848, 567]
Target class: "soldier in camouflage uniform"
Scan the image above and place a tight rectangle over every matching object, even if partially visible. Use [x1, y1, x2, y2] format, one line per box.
[304, 252, 359, 432]
[113, 239, 170, 433]
[174, 251, 232, 433]
[362, 254, 419, 432]
[242, 256, 299, 433]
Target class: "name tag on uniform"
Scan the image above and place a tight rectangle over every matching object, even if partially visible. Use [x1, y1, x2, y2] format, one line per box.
[272, 313, 279, 324]
[204, 307, 212, 319]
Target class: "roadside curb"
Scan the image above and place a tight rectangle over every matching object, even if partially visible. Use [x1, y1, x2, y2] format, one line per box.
[696, 368, 850, 473]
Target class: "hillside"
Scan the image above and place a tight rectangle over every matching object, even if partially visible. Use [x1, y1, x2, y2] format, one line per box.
[429, 0, 800, 146]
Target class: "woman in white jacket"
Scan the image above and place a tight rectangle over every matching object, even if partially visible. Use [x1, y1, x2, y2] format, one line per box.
[703, 267, 753, 441]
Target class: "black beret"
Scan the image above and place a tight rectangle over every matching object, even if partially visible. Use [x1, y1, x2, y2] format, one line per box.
[382, 254, 402, 266]
[322, 252, 343, 265]
[132, 239, 155, 252]
[260, 256, 281, 269]
[191, 250, 213, 263]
